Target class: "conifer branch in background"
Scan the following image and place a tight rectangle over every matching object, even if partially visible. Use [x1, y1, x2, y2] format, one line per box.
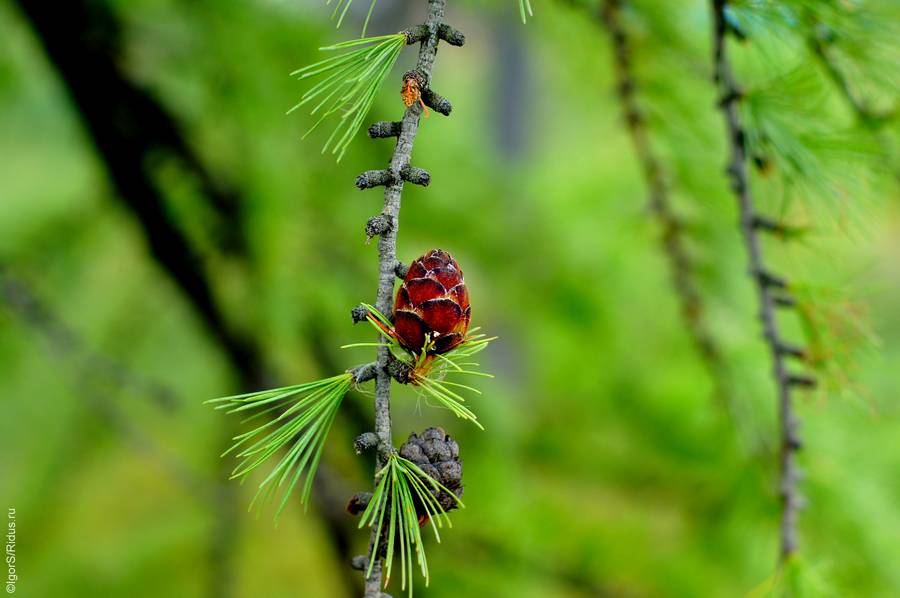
[597, 0, 730, 409]
[0, 262, 177, 412]
[802, 10, 895, 130]
[804, 17, 898, 181]
[710, 0, 815, 563]
[0, 263, 211, 497]
[807, 30, 883, 128]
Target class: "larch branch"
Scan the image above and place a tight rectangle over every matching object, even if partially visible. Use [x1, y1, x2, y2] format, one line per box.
[599, 0, 730, 408]
[711, 0, 813, 563]
[357, 1, 459, 595]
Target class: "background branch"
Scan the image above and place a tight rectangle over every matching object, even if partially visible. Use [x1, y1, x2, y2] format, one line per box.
[711, 0, 812, 563]
[597, 0, 730, 410]
[0, 263, 213, 499]
[806, 26, 892, 128]
[805, 19, 899, 182]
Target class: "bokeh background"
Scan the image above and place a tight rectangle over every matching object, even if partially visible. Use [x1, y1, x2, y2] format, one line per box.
[1, 0, 898, 596]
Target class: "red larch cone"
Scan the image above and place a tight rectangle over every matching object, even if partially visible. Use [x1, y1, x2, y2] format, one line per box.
[393, 249, 471, 356]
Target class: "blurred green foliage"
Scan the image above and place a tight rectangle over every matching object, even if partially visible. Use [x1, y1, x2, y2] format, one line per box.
[1, 0, 898, 596]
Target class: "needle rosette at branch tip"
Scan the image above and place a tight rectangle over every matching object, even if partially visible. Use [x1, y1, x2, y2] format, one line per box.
[349, 428, 465, 596]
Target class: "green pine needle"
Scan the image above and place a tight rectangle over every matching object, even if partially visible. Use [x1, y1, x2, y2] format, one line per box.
[519, 0, 533, 23]
[359, 454, 463, 597]
[350, 304, 495, 429]
[360, 302, 399, 342]
[288, 33, 406, 162]
[326, 0, 379, 37]
[742, 69, 879, 216]
[204, 373, 353, 519]
[794, 285, 879, 404]
[415, 334, 496, 430]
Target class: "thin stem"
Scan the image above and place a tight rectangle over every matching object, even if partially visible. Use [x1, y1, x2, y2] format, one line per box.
[364, 1, 451, 595]
[710, 0, 808, 563]
[599, 0, 730, 409]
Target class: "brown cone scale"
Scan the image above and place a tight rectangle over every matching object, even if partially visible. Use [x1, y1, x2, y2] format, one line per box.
[393, 249, 470, 355]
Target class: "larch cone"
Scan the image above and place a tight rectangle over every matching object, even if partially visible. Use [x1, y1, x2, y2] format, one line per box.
[393, 249, 470, 355]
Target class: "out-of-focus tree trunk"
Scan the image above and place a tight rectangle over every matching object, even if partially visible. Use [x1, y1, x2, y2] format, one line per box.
[12, 1, 364, 595]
